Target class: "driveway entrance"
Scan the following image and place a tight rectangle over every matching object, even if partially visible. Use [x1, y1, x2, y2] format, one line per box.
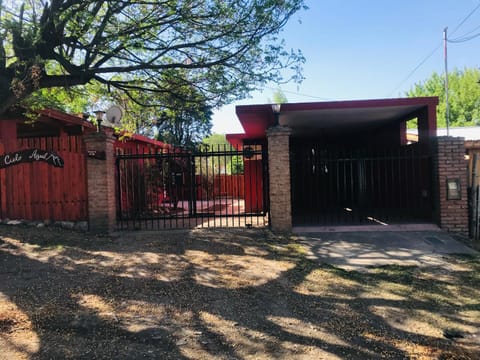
[294, 230, 477, 271]
[290, 141, 433, 226]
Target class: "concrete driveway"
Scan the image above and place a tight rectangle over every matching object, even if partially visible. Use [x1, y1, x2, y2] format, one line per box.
[294, 230, 478, 271]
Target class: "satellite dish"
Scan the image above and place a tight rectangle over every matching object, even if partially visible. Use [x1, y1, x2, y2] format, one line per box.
[106, 105, 124, 126]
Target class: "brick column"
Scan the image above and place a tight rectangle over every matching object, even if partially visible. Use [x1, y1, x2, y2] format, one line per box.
[435, 136, 468, 233]
[266, 126, 292, 232]
[83, 130, 116, 233]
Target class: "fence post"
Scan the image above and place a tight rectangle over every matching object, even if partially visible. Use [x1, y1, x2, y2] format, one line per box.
[434, 136, 469, 234]
[469, 153, 478, 240]
[83, 129, 116, 233]
[266, 126, 292, 232]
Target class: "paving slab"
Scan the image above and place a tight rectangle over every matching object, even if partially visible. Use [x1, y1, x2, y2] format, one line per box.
[294, 230, 478, 271]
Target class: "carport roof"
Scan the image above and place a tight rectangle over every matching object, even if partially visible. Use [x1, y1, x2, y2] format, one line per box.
[228, 97, 438, 142]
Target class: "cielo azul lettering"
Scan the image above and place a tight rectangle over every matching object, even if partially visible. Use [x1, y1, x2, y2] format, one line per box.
[3, 152, 22, 166]
[28, 149, 63, 167]
[0, 148, 64, 169]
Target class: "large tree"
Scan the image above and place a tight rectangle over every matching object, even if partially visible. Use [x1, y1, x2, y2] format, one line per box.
[103, 69, 213, 147]
[155, 96, 213, 149]
[0, 0, 306, 116]
[406, 67, 480, 127]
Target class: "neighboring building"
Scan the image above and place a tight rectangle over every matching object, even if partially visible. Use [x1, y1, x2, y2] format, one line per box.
[408, 126, 480, 142]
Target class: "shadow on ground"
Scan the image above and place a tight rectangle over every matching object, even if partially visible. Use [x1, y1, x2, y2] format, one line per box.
[0, 225, 479, 359]
[296, 230, 478, 271]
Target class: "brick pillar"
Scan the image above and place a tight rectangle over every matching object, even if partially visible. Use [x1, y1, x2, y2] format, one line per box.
[435, 136, 468, 233]
[84, 130, 116, 233]
[266, 126, 292, 232]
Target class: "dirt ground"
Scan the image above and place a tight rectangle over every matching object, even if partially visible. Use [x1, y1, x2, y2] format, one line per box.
[0, 225, 479, 359]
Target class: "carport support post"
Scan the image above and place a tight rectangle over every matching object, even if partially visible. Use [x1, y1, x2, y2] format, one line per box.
[84, 130, 116, 234]
[266, 126, 292, 232]
[434, 136, 468, 234]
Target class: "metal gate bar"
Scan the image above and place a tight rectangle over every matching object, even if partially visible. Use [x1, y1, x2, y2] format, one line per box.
[116, 144, 268, 230]
[291, 143, 433, 226]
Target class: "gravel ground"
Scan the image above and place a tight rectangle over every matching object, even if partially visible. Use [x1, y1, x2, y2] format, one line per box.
[0, 225, 479, 359]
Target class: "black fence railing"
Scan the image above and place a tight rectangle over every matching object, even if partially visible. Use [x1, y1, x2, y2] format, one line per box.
[115, 144, 268, 230]
[468, 152, 480, 240]
[291, 143, 433, 226]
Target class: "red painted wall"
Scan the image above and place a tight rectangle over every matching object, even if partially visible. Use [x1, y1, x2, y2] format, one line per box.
[0, 132, 88, 221]
[244, 159, 263, 212]
[0, 115, 170, 222]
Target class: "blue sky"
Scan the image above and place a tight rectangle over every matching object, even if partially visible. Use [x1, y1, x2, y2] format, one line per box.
[212, 0, 480, 134]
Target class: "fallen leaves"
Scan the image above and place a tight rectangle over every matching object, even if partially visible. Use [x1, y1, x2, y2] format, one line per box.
[0, 225, 479, 359]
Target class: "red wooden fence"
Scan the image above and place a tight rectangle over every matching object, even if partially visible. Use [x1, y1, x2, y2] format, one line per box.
[0, 134, 88, 221]
[196, 174, 245, 200]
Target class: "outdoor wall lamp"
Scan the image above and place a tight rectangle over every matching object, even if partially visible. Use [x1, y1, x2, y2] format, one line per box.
[446, 178, 461, 200]
[94, 110, 105, 132]
[272, 103, 281, 126]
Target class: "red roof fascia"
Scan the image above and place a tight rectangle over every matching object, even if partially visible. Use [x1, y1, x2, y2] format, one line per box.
[236, 97, 439, 115]
[37, 109, 175, 150]
[235, 105, 273, 138]
[37, 108, 95, 129]
[116, 131, 171, 149]
[234, 97, 439, 139]
[38, 109, 171, 150]
[225, 133, 249, 149]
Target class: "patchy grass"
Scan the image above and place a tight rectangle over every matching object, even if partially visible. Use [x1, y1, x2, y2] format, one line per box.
[0, 225, 479, 359]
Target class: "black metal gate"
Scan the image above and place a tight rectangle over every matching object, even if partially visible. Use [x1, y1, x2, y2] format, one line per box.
[116, 144, 268, 229]
[468, 151, 480, 241]
[291, 141, 433, 226]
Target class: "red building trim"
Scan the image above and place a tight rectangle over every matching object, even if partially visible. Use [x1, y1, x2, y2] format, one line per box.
[231, 97, 439, 144]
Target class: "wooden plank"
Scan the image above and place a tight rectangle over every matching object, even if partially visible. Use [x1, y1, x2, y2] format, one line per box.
[51, 134, 87, 221]
[67, 135, 79, 220]
[64, 156, 72, 220]
[22, 162, 32, 220]
[72, 136, 83, 220]
[64, 148, 74, 220]
[7, 140, 19, 219]
[0, 133, 89, 221]
[0, 142, 5, 218]
[64, 136, 74, 220]
[57, 133, 67, 219]
[11, 137, 23, 218]
[19, 137, 30, 219]
[40, 136, 53, 220]
[11, 164, 20, 218]
[30, 161, 39, 220]
[4, 167, 12, 219]
[52, 135, 66, 219]
[78, 136, 88, 220]
[70, 150, 81, 220]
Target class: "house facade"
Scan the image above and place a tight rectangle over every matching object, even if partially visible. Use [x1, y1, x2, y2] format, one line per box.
[0, 108, 170, 230]
[0, 98, 470, 235]
[227, 97, 468, 234]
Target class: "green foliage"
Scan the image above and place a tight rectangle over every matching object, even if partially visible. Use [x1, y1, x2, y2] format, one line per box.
[0, 0, 307, 117]
[406, 67, 480, 127]
[199, 133, 244, 175]
[152, 71, 213, 148]
[199, 133, 232, 176]
[14, 62, 108, 118]
[230, 155, 244, 175]
[269, 88, 289, 104]
[22, 82, 99, 115]
[202, 134, 231, 149]
[156, 105, 213, 149]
